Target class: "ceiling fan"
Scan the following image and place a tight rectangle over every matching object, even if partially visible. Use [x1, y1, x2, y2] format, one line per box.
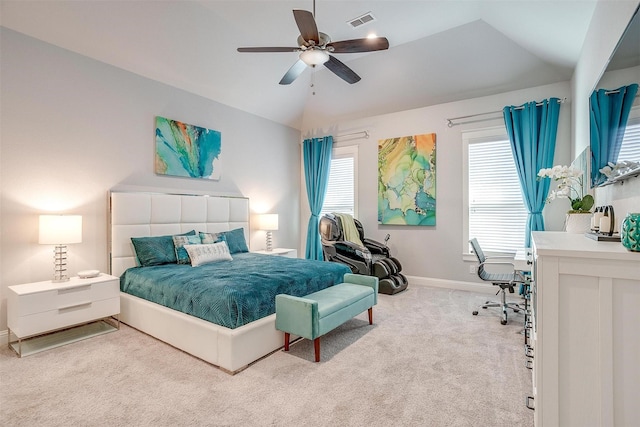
[237, 2, 389, 85]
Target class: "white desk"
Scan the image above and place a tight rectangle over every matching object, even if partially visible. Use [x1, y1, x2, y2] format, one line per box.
[514, 248, 532, 273]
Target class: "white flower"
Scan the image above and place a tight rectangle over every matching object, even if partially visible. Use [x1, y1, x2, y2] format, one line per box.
[538, 165, 582, 180]
[600, 165, 613, 178]
[538, 164, 593, 212]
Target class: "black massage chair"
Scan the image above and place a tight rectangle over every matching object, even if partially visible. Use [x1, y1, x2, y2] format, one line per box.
[319, 213, 408, 295]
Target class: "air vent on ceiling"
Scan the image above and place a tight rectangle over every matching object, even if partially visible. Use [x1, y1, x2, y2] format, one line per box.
[347, 12, 376, 28]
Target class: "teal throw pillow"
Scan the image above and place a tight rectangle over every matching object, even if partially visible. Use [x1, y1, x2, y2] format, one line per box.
[131, 230, 195, 266]
[173, 235, 202, 264]
[219, 228, 249, 254]
[199, 231, 223, 244]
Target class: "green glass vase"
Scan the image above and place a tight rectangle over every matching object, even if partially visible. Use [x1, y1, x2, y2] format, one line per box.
[621, 213, 640, 252]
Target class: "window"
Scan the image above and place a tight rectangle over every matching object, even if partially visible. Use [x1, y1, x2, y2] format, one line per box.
[616, 115, 640, 163]
[463, 127, 528, 256]
[321, 145, 358, 217]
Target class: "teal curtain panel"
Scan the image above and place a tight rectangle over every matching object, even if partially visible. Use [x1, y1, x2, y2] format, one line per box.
[589, 83, 639, 187]
[303, 136, 333, 260]
[503, 98, 560, 247]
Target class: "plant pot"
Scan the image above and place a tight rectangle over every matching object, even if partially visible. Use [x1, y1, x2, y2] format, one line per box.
[564, 212, 592, 233]
[621, 213, 640, 252]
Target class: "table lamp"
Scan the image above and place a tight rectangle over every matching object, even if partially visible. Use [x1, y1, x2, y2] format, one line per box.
[258, 214, 279, 252]
[39, 215, 82, 282]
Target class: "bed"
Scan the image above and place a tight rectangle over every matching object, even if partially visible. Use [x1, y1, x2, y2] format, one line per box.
[109, 191, 349, 373]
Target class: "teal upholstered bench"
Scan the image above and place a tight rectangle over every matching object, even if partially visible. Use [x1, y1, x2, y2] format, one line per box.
[275, 273, 378, 362]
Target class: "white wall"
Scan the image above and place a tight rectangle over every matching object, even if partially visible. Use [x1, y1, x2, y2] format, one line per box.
[0, 29, 302, 331]
[302, 81, 572, 285]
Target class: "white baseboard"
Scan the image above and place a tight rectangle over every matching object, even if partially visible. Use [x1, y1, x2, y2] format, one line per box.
[0, 329, 8, 346]
[406, 275, 497, 294]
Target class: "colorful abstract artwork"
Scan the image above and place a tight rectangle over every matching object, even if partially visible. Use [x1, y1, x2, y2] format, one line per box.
[378, 133, 436, 225]
[155, 116, 222, 180]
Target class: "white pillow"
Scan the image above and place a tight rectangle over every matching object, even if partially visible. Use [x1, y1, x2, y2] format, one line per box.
[184, 242, 233, 267]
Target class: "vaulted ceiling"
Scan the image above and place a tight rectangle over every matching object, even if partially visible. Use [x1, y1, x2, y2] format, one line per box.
[1, 1, 601, 130]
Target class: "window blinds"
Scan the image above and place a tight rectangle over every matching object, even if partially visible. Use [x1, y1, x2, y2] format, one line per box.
[617, 119, 640, 163]
[468, 138, 528, 253]
[321, 156, 355, 216]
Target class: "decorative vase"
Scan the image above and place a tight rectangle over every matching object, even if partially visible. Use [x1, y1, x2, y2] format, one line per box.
[621, 213, 640, 252]
[564, 212, 592, 233]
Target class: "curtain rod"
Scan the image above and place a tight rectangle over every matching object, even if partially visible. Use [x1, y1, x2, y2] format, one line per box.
[334, 130, 369, 142]
[604, 89, 639, 96]
[613, 91, 640, 106]
[446, 97, 567, 128]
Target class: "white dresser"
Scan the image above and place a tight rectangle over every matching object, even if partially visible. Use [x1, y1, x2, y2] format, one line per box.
[531, 231, 640, 427]
[7, 274, 120, 356]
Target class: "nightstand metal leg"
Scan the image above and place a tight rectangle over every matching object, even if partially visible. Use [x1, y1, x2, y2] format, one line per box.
[104, 315, 120, 330]
[7, 328, 23, 358]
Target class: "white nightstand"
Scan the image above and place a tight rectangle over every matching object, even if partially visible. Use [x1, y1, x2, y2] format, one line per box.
[253, 248, 298, 258]
[7, 273, 120, 357]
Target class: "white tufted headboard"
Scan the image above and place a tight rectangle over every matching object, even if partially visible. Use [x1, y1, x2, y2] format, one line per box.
[109, 191, 250, 277]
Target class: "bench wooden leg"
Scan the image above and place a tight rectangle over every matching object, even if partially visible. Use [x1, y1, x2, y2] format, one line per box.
[314, 337, 320, 362]
[284, 332, 290, 351]
[368, 307, 373, 325]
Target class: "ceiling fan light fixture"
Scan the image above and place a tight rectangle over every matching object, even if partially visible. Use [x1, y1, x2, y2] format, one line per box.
[300, 49, 330, 66]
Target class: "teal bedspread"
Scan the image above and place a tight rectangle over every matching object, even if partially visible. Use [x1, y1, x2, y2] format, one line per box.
[120, 253, 350, 329]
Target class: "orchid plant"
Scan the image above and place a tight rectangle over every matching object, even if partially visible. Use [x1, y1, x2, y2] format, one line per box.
[537, 165, 594, 213]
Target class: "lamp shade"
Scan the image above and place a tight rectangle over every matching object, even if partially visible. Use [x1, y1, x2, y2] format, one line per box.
[39, 215, 83, 244]
[258, 214, 279, 231]
[299, 49, 329, 66]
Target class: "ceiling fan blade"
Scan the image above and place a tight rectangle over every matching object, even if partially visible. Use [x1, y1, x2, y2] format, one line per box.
[279, 59, 307, 85]
[327, 37, 390, 53]
[324, 55, 361, 84]
[238, 47, 299, 53]
[293, 10, 319, 44]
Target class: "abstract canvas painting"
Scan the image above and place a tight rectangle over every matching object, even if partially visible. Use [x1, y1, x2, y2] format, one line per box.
[155, 116, 222, 180]
[378, 133, 436, 225]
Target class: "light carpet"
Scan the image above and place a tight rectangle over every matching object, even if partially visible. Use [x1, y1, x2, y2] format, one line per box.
[0, 285, 533, 427]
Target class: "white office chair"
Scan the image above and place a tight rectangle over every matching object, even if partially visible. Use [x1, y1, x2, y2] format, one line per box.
[469, 238, 525, 325]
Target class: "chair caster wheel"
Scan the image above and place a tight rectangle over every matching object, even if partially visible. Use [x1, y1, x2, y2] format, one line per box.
[501, 319, 507, 325]
[482, 306, 488, 309]
[513, 309, 520, 313]
[472, 311, 478, 315]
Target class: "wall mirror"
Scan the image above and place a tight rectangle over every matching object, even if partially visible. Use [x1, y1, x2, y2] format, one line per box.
[590, 5, 640, 186]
